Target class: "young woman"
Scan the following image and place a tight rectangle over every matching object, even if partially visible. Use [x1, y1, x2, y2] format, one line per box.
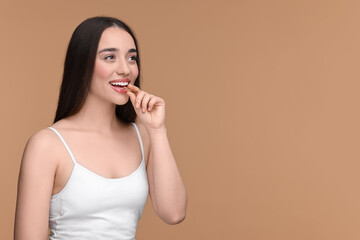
[14, 16, 187, 239]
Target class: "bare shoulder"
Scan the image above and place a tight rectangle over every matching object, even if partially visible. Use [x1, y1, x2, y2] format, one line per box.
[134, 119, 150, 164]
[27, 127, 57, 146]
[21, 127, 60, 172]
[15, 127, 60, 238]
[134, 119, 150, 144]
[25, 127, 59, 156]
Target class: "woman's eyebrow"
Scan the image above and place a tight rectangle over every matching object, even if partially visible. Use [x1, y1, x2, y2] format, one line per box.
[98, 48, 118, 53]
[98, 48, 137, 54]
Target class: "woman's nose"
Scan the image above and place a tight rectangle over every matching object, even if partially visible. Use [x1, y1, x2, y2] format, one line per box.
[116, 59, 130, 76]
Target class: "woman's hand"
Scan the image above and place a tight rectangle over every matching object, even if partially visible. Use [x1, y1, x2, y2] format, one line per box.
[127, 84, 187, 225]
[126, 84, 166, 131]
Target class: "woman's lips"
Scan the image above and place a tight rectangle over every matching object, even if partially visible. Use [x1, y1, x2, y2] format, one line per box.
[110, 83, 128, 93]
[109, 78, 130, 84]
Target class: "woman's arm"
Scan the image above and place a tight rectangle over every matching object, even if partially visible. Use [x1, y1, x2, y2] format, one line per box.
[14, 129, 58, 240]
[146, 126, 187, 224]
[128, 84, 187, 224]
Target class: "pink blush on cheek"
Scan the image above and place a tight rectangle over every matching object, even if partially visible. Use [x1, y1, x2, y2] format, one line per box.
[133, 67, 139, 80]
[93, 61, 113, 80]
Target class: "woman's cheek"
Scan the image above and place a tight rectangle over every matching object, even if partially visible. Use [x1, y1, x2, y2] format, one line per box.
[94, 61, 112, 79]
[132, 65, 139, 82]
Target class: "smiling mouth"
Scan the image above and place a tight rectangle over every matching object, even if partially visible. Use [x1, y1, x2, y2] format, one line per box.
[109, 82, 129, 88]
[109, 82, 133, 92]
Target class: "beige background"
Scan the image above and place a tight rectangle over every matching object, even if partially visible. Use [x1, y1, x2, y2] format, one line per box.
[1, 0, 360, 239]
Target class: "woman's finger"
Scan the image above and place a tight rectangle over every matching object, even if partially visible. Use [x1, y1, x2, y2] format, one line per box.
[126, 91, 138, 112]
[147, 96, 159, 111]
[141, 94, 152, 113]
[126, 91, 136, 108]
[135, 90, 146, 109]
[126, 83, 140, 95]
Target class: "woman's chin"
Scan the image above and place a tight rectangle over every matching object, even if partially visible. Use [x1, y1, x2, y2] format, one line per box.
[114, 96, 130, 106]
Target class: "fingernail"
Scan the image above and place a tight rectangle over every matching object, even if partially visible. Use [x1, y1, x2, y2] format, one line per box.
[142, 107, 145, 112]
[136, 102, 140, 108]
[148, 107, 151, 111]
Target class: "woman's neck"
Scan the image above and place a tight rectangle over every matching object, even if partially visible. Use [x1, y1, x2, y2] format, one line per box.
[67, 93, 124, 134]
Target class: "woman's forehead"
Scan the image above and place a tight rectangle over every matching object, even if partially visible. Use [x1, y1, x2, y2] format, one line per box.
[98, 27, 136, 51]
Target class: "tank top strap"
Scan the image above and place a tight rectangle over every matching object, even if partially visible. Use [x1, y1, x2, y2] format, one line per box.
[48, 126, 77, 164]
[131, 122, 144, 160]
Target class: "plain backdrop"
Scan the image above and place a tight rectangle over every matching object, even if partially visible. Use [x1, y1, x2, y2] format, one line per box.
[2, 0, 360, 239]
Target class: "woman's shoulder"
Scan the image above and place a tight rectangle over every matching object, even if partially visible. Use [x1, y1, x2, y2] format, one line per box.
[134, 119, 150, 142]
[27, 127, 57, 149]
[134, 119, 150, 164]
[21, 126, 62, 169]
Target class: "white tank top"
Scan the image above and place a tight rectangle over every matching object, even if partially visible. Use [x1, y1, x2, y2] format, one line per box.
[47, 123, 149, 240]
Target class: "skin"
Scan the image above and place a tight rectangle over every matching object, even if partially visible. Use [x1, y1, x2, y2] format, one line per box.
[14, 27, 187, 239]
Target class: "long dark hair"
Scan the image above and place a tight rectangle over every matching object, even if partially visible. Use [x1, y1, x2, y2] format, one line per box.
[53, 16, 141, 123]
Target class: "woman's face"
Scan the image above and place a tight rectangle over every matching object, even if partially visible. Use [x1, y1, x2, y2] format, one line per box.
[90, 27, 139, 105]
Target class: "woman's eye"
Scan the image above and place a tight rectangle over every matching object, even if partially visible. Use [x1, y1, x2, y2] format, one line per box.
[104, 55, 115, 60]
[128, 55, 137, 61]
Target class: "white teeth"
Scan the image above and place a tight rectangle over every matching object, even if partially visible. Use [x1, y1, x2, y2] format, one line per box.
[110, 82, 128, 87]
